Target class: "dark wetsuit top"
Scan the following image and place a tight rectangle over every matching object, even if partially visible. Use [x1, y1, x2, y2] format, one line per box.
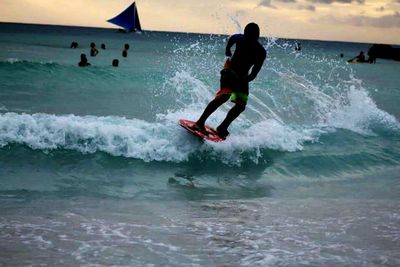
[221, 34, 266, 94]
[90, 48, 98, 57]
[227, 34, 266, 78]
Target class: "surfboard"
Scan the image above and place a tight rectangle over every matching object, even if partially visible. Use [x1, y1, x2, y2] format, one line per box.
[179, 119, 225, 142]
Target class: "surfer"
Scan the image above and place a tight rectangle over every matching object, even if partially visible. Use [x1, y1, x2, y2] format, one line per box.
[193, 22, 266, 138]
[112, 59, 119, 67]
[78, 54, 90, 67]
[122, 43, 130, 57]
[90, 42, 99, 57]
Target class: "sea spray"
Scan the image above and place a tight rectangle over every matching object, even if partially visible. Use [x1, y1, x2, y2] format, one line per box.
[0, 112, 319, 164]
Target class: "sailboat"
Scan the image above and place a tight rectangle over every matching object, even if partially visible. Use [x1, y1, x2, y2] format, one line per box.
[107, 2, 142, 32]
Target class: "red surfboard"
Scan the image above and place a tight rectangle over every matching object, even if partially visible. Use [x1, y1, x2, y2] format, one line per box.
[179, 119, 225, 142]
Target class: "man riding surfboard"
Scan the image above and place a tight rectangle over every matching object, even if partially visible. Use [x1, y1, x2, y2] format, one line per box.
[193, 22, 266, 138]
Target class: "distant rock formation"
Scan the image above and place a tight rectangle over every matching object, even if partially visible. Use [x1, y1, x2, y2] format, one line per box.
[368, 44, 400, 61]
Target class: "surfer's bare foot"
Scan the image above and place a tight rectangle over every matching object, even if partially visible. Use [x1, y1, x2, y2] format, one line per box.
[216, 126, 229, 138]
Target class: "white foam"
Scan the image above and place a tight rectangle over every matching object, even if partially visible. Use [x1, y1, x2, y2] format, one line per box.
[0, 112, 319, 164]
[164, 70, 214, 109]
[325, 85, 400, 134]
[5, 58, 20, 64]
[4, 58, 55, 65]
[259, 58, 400, 135]
[0, 112, 197, 162]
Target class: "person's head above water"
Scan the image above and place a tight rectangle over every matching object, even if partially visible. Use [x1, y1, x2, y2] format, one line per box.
[70, 41, 78, 49]
[90, 42, 96, 48]
[78, 53, 91, 67]
[244, 23, 260, 41]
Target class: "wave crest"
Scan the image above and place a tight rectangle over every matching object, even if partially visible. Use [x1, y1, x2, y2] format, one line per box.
[0, 112, 319, 164]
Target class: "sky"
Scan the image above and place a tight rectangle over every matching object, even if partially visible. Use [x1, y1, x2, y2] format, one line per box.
[1, 0, 399, 44]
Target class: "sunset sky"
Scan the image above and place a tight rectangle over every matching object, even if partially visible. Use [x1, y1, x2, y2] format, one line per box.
[1, 0, 399, 44]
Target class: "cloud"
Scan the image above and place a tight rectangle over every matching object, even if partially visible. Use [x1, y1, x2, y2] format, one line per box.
[308, 0, 365, 4]
[258, 0, 316, 12]
[298, 4, 316, 11]
[258, 0, 277, 8]
[318, 11, 400, 28]
[348, 11, 400, 28]
[257, 0, 299, 9]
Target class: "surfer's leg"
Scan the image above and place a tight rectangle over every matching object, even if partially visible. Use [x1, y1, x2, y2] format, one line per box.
[195, 94, 230, 130]
[216, 102, 246, 137]
[216, 92, 248, 137]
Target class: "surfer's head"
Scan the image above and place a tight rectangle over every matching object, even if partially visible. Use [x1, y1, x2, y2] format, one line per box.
[90, 42, 96, 48]
[124, 43, 130, 50]
[70, 41, 78, 49]
[112, 59, 119, 67]
[244, 23, 260, 41]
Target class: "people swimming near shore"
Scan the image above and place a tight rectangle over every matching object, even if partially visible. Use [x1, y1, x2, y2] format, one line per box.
[70, 41, 78, 49]
[295, 42, 301, 51]
[72, 42, 133, 67]
[78, 54, 90, 67]
[348, 51, 366, 63]
[122, 43, 129, 57]
[348, 51, 378, 64]
[112, 59, 119, 67]
[90, 42, 99, 57]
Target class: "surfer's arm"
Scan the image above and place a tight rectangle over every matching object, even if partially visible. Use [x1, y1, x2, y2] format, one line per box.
[225, 34, 241, 57]
[247, 50, 266, 82]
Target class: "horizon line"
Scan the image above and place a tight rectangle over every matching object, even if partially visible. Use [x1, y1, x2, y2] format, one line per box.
[1, 21, 399, 46]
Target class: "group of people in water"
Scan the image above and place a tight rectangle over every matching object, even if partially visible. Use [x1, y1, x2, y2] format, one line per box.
[71, 41, 130, 67]
[347, 51, 376, 64]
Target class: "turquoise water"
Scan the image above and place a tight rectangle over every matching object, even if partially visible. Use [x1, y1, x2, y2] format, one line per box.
[0, 22, 400, 266]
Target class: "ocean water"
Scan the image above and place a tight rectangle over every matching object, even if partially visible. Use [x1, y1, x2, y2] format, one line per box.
[0, 22, 399, 266]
